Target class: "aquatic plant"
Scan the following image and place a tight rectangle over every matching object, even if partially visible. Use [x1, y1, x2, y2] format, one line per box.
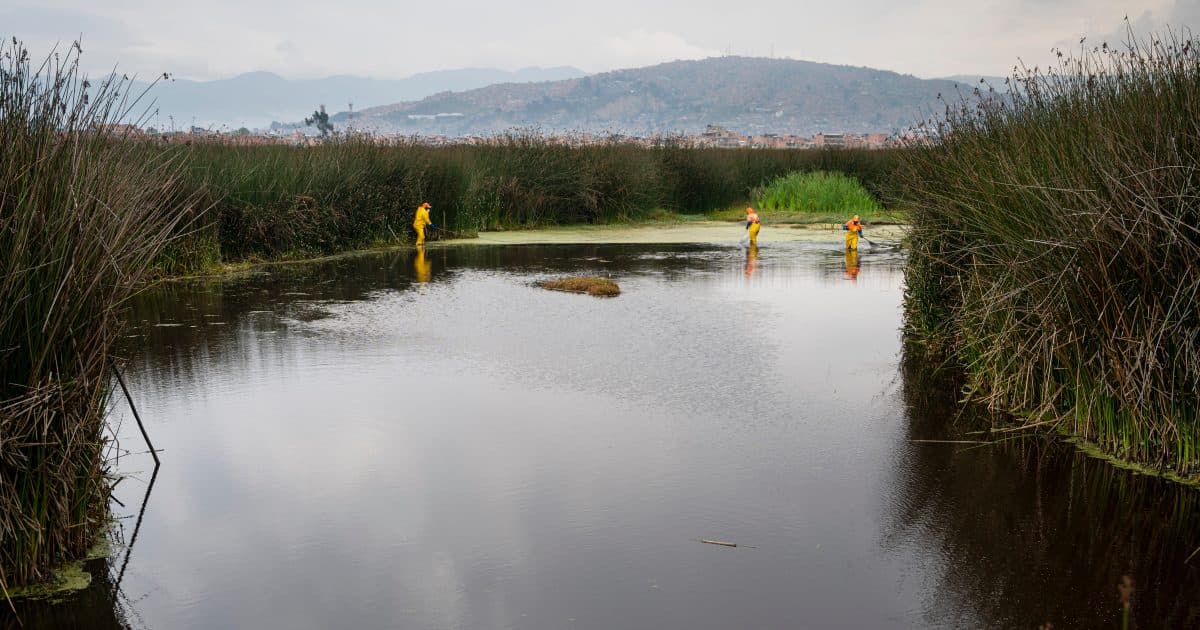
[538, 276, 621, 297]
[899, 25, 1200, 477]
[0, 39, 199, 592]
[754, 170, 882, 215]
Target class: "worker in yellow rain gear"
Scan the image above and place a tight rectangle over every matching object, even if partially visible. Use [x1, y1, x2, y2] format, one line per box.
[413, 201, 434, 246]
[413, 247, 431, 283]
[745, 207, 761, 246]
[843, 215, 863, 250]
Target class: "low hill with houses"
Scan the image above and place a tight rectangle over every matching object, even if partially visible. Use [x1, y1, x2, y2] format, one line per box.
[334, 56, 967, 137]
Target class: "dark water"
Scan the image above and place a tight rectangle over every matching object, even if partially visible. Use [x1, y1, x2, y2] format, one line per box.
[10, 242, 1199, 629]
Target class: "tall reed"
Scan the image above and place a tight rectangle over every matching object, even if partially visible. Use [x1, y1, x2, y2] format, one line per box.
[899, 26, 1200, 477]
[0, 40, 200, 590]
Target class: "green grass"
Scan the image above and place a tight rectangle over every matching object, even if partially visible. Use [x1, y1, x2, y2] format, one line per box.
[899, 26, 1200, 480]
[756, 170, 882, 215]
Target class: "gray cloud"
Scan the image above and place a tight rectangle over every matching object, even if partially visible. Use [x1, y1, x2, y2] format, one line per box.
[1077, 0, 1200, 53]
[0, 6, 130, 41]
[1165, 0, 1200, 28]
[2, 1, 1183, 81]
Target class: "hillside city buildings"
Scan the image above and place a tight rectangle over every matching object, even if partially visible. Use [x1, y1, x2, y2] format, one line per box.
[125, 122, 904, 149]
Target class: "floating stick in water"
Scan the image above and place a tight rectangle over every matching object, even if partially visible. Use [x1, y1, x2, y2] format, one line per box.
[699, 539, 754, 548]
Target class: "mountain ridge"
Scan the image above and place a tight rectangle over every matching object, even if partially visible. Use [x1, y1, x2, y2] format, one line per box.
[133, 66, 586, 130]
[335, 56, 967, 136]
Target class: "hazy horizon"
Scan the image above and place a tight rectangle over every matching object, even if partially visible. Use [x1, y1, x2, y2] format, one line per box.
[3, 1, 1195, 83]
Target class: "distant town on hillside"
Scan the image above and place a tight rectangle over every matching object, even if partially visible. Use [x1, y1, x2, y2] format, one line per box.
[322, 56, 967, 137]
[112, 122, 919, 150]
[133, 56, 991, 141]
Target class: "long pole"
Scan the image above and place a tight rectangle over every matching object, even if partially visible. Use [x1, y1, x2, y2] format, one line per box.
[109, 358, 160, 466]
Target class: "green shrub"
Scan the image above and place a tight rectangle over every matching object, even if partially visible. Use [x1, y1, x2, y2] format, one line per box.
[756, 170, 882, 215]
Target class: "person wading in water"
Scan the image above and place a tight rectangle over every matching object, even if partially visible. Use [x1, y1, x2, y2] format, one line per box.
[843, 215, 863, 250]
[745, 206, 761, 246]
[413, 201, 434, 246]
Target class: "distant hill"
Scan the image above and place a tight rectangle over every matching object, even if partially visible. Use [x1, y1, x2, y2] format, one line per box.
[341, 57, 969, 136]
[129, 66, 586, 130]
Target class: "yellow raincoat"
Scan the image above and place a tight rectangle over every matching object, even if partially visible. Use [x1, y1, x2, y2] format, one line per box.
[844, 216, 862, 251]
[413, 204, 432, 246]
[746, 208, 761, 246]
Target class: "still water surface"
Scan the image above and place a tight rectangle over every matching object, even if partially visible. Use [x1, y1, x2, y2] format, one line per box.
[12, 242, 1199, 629]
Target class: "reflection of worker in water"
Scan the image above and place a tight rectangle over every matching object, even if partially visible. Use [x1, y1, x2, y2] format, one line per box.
[745, 207, 761, 246]
[744, 244, 759, 279]
[844, 249, 860, 282]
[413, 247, 431, 283]
[413, 201, 433, 246]
[842, 215, 862, 250]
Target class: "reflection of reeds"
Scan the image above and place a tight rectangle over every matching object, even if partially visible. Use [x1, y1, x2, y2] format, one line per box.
[894, 349, 1200, 628]
[899, 26, 1200, 477]
[1118, 575, 1134, 630]
[0, 40, 198, 591]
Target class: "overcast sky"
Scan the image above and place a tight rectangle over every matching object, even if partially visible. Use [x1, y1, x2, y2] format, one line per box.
[2, 1, 1196, 82]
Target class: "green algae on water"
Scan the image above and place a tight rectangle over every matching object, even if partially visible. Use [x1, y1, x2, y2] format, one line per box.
[5, 535, 110, 602]
[7, 564, 92, 602]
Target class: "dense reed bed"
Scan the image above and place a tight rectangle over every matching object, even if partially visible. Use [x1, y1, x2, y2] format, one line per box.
[0, 42, 199, 591]
[157, 139, 902, 273]
[899, 28, 1200, 478]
